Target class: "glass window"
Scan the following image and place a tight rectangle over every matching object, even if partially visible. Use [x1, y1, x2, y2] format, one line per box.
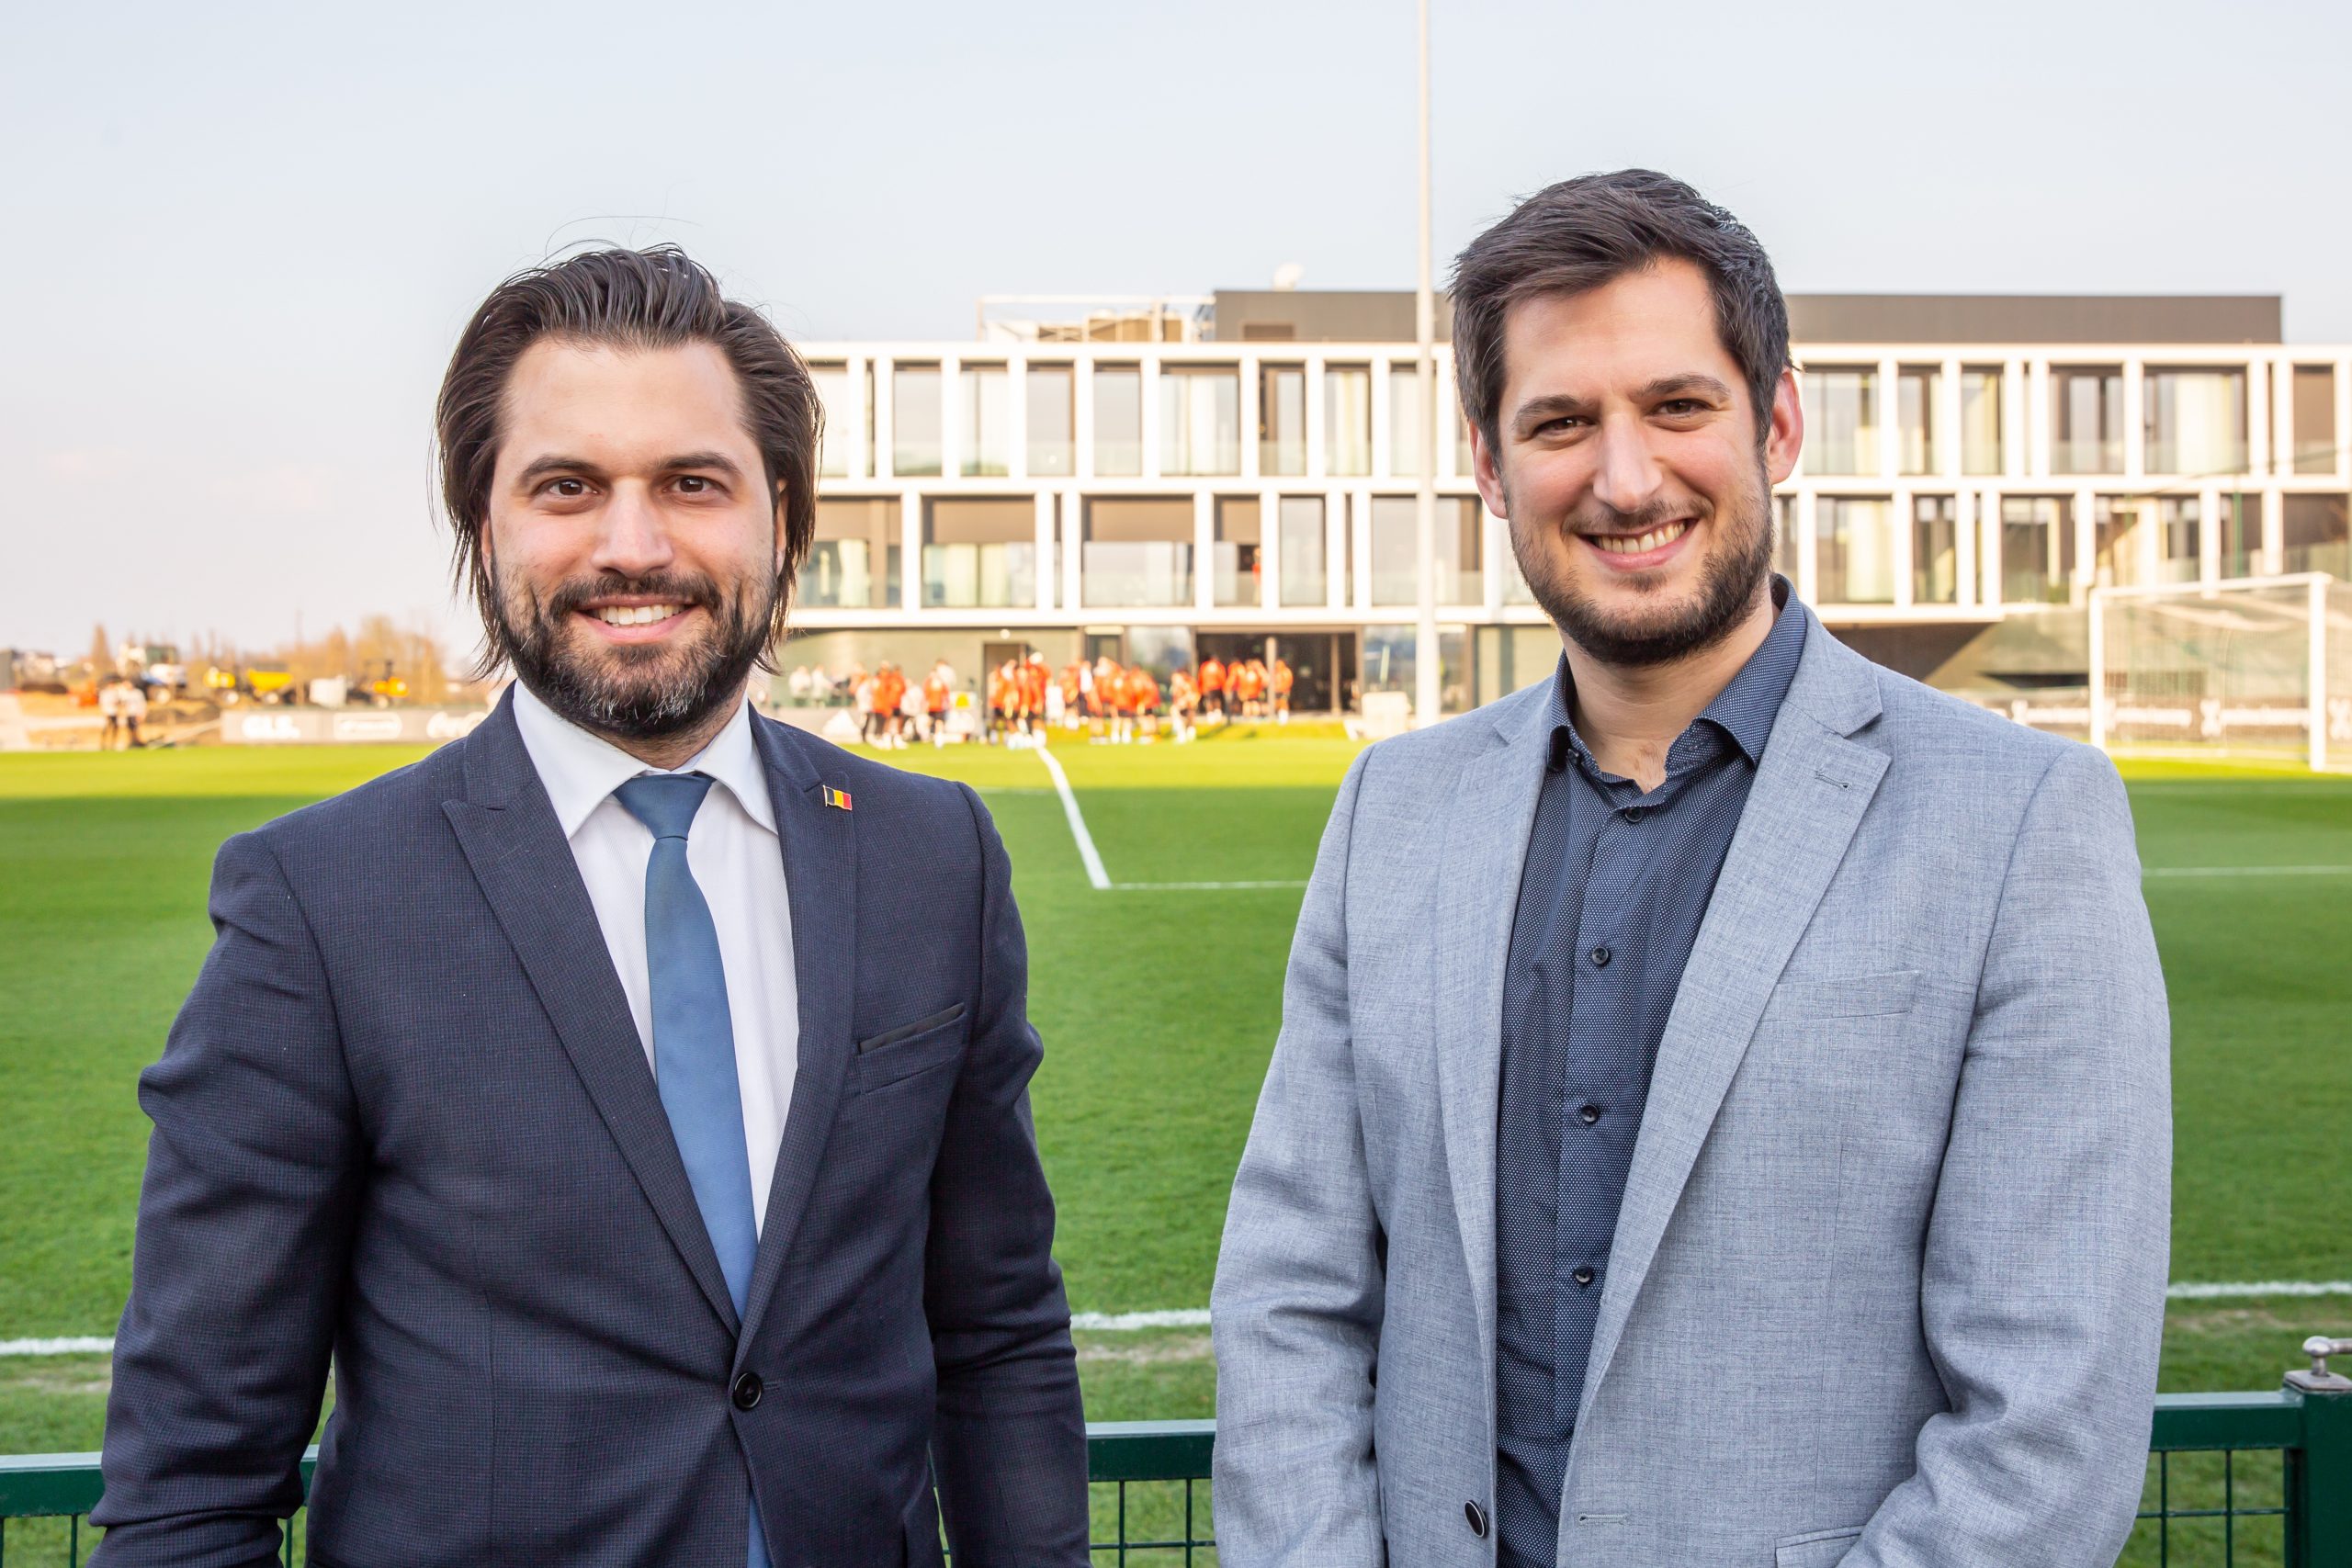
[810, 364, 851, 479]
[1389, 365, 1428, 476]
[1817, 496, 1894, 604]
[1326, 366, 1372, 476]
[1160, 367, 1239, 475]
[1081, 497, 1193, 607]
[1027, 366, 1073, 478]
[1802, 368, 1878, 475]
[1773, 494, 1801, 584]
[1367, 496, 1483, 605]
[2144, 368, 2246, 476]
[892, 364, 942, 477]
[1961, 367, 2004, 476]
[1260, 365, 1306, 476]
[2051, 367, 2122, 475]
[1214, 497, 1261, 608]
[922, 500, 1035, 609]
[1361, 625, 1471, 716]
[1278, 496, 1327, 607]
[1913, 495, 1958, 604]
[2218, 491, 2257, 578]
[2154, 497, 2201, 584]
[1455, 400, 1476, 476]
[2000, 496, 2073, 605]
[2285, 493, 2350, 577]
[2294, 366, 2337, 475]
[961, 366, 1009, 478]
[1897, 367, 1938, 476]
[802, 498, 899, 610]
[2093, 497, 2143, 588]
[1093, 366, 1142, 477]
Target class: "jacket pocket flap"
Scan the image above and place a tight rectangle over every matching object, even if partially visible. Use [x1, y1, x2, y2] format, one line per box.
[858, 1003, 967, 1054]
[1760, 968, 1920, 1021]
[1774, 1526, 1864, 1568]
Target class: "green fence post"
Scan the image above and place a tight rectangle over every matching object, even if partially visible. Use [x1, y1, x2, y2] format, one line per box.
[2285, 1336, 2351, 1568]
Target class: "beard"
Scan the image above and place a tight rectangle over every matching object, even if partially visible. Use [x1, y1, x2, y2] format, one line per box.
[492, 564, 776, 741]
[1507, 466, 1776, 669]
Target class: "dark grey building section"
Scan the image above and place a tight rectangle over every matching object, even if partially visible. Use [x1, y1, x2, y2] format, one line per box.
[1213, 290, 1453, 344]
[1786, 294, 2279, 345]
[1212, 289, 2279, 346]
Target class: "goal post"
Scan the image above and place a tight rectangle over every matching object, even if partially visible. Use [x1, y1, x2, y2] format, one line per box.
[2088, 572, 2349, 772]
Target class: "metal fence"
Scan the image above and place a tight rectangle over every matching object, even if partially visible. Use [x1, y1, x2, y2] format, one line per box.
[3, 1376, 2345, 1566]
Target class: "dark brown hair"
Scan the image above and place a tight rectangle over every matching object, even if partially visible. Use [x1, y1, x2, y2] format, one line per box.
[435, 246, 821, 665]
[1450, 169, 1790, 452]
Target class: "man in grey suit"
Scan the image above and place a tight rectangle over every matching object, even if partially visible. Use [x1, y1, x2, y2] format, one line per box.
[1212, 171, 2170, 1567]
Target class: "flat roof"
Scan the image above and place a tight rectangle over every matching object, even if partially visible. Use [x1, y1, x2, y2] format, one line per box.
[1211, 290, 2282, 345]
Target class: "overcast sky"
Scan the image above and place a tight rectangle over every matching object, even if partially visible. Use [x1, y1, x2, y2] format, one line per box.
[6, 0, 2347, 660]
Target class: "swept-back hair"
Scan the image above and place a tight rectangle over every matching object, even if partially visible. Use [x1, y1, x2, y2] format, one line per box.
[1451, 169, 1790, 451]
[435, 246, 820, 669]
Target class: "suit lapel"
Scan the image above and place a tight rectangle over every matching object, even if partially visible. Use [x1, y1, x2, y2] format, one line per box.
[1431, 684, 1554, 1376]
[1575, 612, 1888, 1427]
[736, 715, 857, 1349]
[442, 694, 741, 1334]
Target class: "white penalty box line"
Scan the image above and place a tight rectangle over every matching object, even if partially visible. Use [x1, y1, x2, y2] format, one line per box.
[1032, 748, 1306, 893]
[8, 1281, 2348, 1354]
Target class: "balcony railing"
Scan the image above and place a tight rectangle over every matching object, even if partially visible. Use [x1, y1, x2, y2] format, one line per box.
[3, 1375, 2346, 1565]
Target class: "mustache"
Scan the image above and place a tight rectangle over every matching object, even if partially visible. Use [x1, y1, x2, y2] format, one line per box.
[539, 571, 722, 618]
[1566, 496, 1710, 536]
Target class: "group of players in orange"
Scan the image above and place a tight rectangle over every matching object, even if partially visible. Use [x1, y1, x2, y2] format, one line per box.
[979, 650, 1294, 747]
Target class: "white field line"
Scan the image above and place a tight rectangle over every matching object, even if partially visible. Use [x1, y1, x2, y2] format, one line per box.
[1033, 748, 1111, 890]
[6, 1281, 2346, 1354]
[2143, 864, 2352, 879]
[1111, 880, 1308, 892]
[1033, 751, 1306, 893]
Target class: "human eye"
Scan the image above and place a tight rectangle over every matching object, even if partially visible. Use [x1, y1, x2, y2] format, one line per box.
[538, 476, 594, 500]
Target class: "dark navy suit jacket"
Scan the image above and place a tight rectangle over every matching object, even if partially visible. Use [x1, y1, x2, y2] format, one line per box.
[92, 694, 1089, 1567]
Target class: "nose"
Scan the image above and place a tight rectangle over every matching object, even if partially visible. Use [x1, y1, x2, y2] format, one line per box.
[590, 483, 674, 579]
[1589, 412, 1666, 517]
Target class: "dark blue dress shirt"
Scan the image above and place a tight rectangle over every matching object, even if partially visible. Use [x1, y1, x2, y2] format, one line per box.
[1492, 581, 1807, 1568]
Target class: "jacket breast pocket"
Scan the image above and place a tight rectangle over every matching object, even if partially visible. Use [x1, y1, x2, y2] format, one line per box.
[1774, 1526, 1864, 1567]
[1758, 968, 1920, 1022]
[854, 1004, 967, 1093]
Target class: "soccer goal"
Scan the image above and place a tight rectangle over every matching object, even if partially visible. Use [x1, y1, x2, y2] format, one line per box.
[2088, 573, 2352, 771]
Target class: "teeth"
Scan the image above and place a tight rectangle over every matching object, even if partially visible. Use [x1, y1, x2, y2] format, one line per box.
[594, 604, 683, 626]
[1592, 520, 1690, 555]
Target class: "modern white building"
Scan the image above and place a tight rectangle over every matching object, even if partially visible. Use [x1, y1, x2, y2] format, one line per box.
[782, 290, 2351, 714]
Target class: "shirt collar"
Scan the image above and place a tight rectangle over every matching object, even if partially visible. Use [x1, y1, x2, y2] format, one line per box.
[1547, 574, 1807, 772]
[510, 682, 777, 840]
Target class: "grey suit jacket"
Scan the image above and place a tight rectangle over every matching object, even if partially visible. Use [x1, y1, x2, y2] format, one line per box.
[1212, 605, 2170, 1568]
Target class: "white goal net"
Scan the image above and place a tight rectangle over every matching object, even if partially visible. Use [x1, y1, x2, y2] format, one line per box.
[2090, 574, 2352, 770]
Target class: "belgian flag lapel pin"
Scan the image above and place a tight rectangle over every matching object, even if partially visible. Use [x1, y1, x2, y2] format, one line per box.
[821, 784, 854, 812]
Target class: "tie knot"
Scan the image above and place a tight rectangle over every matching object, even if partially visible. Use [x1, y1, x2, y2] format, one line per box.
[615, 773, 716, 840]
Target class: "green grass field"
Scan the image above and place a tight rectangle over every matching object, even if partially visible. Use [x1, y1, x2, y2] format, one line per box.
[3, 732, 2348, 1547]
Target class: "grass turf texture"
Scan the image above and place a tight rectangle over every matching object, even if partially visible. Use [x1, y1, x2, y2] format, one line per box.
[2, 739, 2346, 1471]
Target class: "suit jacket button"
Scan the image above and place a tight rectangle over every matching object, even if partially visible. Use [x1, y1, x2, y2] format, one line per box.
[1464, 1501, 1488, 1538]
[731, 1371, 763, 1410]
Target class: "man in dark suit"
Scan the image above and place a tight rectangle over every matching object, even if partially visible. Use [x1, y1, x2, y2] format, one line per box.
[92, 248, 1089, 1567]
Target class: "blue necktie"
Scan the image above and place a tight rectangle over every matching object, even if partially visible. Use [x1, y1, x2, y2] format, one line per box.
[613, 773, 770, 1568]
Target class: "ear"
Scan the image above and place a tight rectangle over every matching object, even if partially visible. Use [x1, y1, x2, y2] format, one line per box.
[1470, 421, 1510, 519]
[774, 480, 790, 572]
[1763, 367, 1804, 486]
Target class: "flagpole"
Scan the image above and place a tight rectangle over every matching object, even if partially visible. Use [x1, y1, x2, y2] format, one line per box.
[1412, 0, 1440, 728]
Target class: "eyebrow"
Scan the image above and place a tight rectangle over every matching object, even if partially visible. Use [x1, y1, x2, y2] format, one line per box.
[511, 451, 747, 488]
[1636, 373, 1735, 403]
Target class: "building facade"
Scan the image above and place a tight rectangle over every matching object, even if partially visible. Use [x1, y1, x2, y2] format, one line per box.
[782, 291, 2352, 713]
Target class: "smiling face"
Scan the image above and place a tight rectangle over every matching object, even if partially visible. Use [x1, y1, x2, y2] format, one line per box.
[484, 337, 785, 743]
[1471, 258, 1802, 668]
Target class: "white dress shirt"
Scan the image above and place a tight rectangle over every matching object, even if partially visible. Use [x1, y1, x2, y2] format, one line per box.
[512, 682, 799, 1233]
